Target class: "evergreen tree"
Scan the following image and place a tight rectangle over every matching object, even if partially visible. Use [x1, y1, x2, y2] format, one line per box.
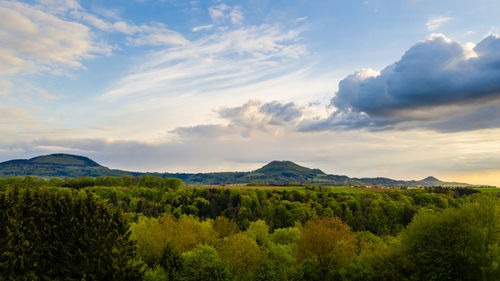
[0, 188, 144, 280]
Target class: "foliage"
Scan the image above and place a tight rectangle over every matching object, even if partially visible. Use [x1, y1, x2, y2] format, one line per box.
[296, 216, 356, 272]
[255, 242, 295, 281]
[130, 214, 217, 265]
[180, 244, 233, 281]
[143, 266, 168, 281]
[213, 216, 240, 238]
[0, 188, 144, 280]
[246, 220, 270, 246]
[0, 176, 497, 281]
[271, 227, 301, 245]
[159, 242, 183, 281]
[218, 233, 262, 277]
[400, 197, 500, 281]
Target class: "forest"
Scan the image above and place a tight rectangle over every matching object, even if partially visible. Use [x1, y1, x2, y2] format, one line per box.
[1, 175, 499, 281]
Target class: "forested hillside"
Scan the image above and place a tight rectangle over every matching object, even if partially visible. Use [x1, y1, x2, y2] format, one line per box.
[0, 154, 132, 178]
[0, 175, 498, 280]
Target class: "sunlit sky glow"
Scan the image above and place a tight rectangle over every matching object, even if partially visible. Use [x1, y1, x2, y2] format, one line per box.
[1, 0, 500, 186]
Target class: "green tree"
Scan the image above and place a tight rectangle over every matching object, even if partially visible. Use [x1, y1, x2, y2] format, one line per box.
[181, 244, 233, 281]
[271, 227, 301, 245]
[143, 266, 168, 281]
[400, 207, 487, 281]
[255, 243, 295, 281]
[218, 233, 261, 277]
[246, 220, 270, 246]
[0, 188, 144, 280]
[296, 216, 356, 273]
[213, 216, 240, 238]
[159, 242, 183, 281]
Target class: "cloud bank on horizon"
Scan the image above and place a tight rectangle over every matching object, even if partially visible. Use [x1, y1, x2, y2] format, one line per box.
[1, 0, 500, 185]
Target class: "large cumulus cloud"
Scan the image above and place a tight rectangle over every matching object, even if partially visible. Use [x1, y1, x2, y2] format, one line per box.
[301, 34, 500, 131]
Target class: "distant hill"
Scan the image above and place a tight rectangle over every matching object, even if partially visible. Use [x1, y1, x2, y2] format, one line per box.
[0, 154, 474, 187]
[355, 175, 471, 187]
[238, 160, 326, 185]
[254, 160, 324, 174]
[30, 154, 101, 166]
[0, 154, 131, 178]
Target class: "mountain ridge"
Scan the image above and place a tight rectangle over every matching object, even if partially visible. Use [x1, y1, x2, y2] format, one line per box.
[0, 153, 475, 187]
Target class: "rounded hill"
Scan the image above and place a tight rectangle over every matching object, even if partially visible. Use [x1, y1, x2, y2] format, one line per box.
[254, 160, 325, 175]
[30, 154, 102, 167]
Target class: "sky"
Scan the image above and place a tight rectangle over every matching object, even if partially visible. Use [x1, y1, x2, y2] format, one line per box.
[1, 0, 500, 186]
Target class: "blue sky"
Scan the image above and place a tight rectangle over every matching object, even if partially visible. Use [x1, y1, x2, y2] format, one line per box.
[1, 0, 500, 185]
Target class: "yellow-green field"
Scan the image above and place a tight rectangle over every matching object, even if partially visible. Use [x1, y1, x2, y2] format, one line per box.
[186, 185, 302, 190]
[474, 188, 500, 193]
[186, 185, 377, 193]
[322, 186, 379, 193]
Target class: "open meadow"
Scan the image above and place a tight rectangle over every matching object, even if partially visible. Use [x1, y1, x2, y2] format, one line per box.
[186, 185, 377, 193]
[474, 187, 500, 193]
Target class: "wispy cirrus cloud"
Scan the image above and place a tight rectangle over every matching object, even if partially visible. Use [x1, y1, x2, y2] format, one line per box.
[102, 7, 308, 101]
[69, 8, 188, 47]
[0, 0, 191, 77]
[0, 0, 109, 74]
[0, 0, 195, 107]
[208, 4, 229, 22]
[192, 24, 213, 32]
[36, 0, 80, 13]
[0, 80, 12, 96]
[125, 23, 188, 46]
[426, 15, 453, 31]
[229, 6, 243, 25]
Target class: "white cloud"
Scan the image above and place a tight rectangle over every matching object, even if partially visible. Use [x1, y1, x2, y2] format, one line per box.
[208, 4, 243, 25]
[126, 23, 188, 46]
[112, 21, 141, 34]
[0, 49, 27, 74]
[193, 24, 213, 32]
[208, 4, 229, 22]
[303, 34, 500, 132]
[102, 23, 307, 100]
[295, 16, 307, 22]
[230, 6, 243, 25]
[172, 100, 305, 138]
[36, 0, 80, 13]
[71, 10, 188, 46]
[0, 105, 44, 135]
[70, 10, 109, 30]
[0, 80, 12, 95]
[426, 15, 453, 31]
[88, 16, 333, 143]
[0, 0, 193, 79]
[0, 0, 109, 74]
[487, 26, 499, 36]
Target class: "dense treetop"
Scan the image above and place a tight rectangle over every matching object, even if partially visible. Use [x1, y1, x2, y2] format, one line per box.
[1, 174, 498, 280]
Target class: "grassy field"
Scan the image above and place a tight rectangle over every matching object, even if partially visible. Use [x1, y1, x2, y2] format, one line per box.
[323, 186, 377, 193]
[474, 187, 500, 193]
[186, 185, 377, 193]
[186, 185, 305, 190]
